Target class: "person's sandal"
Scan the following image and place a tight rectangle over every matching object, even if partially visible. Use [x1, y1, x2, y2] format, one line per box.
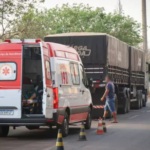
[111, 121, 118, 123]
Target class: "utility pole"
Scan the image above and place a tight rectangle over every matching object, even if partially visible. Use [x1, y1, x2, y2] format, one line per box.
[116, 0, 123, 14]
[118, 0, 122, 14]
[142, 0, 148, 53]
[142, 0, 148, 90]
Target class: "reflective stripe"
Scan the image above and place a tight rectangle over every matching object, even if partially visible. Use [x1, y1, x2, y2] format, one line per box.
[57, 133, 62, 138]
[85, 72, 103, 74]
[98, 126, 103, 130]
[80, 132, 86, 136]
[56, 142, 64, 146]
[93, 105, 105, 109]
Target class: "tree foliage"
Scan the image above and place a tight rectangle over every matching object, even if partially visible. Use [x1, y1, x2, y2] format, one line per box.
[10, 3, 143, 46]
[0, 0, 44, 40]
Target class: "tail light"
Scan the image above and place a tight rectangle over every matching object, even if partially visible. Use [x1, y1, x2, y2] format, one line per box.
[36, 39, 41, 43]
[4, 39, 11, 43]
[53, 88, 59, 109]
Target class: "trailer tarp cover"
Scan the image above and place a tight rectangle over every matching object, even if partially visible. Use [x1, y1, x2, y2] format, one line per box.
[44, 33, 129, 69]
[131, 47, 144, 72]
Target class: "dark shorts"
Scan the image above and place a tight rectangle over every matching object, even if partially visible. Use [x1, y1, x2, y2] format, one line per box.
[104, 98, 115, 112]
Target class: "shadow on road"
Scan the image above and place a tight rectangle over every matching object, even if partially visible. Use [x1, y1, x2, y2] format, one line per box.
[4, 127, 83, 141]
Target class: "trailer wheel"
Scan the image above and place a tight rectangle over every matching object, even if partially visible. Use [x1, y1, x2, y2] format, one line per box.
[120, 89, 128, 114]
[0, 126, 9, 137]
[140, 91, 143, 109]
[143, 93, 146, 107]
[135, 90, 141, 109]
[115, 94, 118, 114]
[126, 97, 130, 113]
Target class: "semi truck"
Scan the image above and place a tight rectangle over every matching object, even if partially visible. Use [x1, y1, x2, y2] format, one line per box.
[44, 32, 150, 118]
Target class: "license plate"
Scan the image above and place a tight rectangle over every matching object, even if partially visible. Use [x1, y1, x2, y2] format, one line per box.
[0, 110, 14, 115]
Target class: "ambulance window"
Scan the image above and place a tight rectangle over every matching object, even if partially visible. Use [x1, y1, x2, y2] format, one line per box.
[0, 62, 17, 81]
[45, 60, 51, 80]
[70, 63, 80, 85]
[80, 65, 87, 87]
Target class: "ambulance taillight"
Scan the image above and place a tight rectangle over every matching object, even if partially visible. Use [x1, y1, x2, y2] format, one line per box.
[36, 39, 41, 43]
[4, 39, 11, 43]
[53, 88, 59, 109]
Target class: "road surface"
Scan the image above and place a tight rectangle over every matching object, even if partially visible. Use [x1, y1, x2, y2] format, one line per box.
[1, 100, 150, 150]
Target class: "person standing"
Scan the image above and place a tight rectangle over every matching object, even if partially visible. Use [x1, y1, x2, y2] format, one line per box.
[101, 75, 118, 123]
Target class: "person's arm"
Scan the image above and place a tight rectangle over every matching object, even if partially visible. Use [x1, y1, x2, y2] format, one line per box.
[101, 89, 109, 101]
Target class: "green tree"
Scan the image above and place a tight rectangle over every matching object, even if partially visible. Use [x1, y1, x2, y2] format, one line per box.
[0, 0, 44, 40]
[14, 3, 143, 46]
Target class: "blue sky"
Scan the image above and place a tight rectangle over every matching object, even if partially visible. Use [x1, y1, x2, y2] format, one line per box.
[41, 0, 150, 48]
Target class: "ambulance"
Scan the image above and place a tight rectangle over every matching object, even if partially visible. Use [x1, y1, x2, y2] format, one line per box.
[0, 39, 93, 137]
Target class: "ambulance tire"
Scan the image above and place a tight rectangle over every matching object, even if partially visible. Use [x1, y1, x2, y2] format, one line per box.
[85, 108, 92, 129]
[0, 126, 9, 137]
[58, 112, 69, 137]
[26, 126, 40, 130]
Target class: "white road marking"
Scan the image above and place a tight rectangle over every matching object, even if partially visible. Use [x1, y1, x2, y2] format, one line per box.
[128, 115, 139, 120]
[42, 145, 55, 150]
[147, 110, 150, 113]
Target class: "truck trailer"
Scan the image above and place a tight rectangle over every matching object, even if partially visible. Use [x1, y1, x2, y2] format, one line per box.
[44, 33, 149, 118]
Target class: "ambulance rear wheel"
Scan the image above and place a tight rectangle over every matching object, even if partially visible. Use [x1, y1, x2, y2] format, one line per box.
[0, 126, 9, 137]
[26, 126, 40, 130]
[85, 109, 92, 129]
[58, 112, 69, 137]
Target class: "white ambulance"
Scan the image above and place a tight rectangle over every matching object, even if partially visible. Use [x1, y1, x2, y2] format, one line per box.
[0, 39, 93, 137]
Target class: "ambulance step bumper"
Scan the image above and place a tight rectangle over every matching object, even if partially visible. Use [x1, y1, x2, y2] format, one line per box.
[0, 118, 56, 126]
[0, 114, 57, 126]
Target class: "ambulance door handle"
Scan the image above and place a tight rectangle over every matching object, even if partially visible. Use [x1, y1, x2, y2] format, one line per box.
[47, 94, 50, 97]
[80, 90, 85, 94]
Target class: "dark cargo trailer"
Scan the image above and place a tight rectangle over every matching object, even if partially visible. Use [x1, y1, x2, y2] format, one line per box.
[45, 33, 129, 84]
[44, 32, 149, 118]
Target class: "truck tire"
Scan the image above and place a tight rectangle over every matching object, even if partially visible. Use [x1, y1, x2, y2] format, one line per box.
[143, 93, 146, 107]
[85, 108, 92, 129]
[126, 97, 130, 113]
[115, 94, 118, 113]
[140, 91, 143, 109]
[121, 97, 128, 114]
[135, 90, 141, 109]
[126, 89, 130, 113]
[118, 89, 128, 114]
[58, 112, 69, 137]
[0, 126, 9, 137]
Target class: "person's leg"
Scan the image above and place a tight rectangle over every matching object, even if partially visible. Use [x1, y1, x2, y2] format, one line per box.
[112, 111, 117, 122]
[103, 103, 109, 119]
[103, 110, 108, 119]
[108, 100, 118, 122]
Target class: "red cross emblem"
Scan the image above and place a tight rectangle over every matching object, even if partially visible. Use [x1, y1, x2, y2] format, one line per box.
[2, 67, 10, 76]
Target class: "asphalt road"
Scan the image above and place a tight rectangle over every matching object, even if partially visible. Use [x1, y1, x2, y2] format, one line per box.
[1, 100, 150, 150]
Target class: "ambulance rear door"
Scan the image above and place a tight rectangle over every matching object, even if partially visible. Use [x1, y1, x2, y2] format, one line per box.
[40, 42, 53, 118]
[0, 43, 22, 118]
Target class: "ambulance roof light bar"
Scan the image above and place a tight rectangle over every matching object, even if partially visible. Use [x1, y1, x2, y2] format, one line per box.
[4, 39, 41, 43]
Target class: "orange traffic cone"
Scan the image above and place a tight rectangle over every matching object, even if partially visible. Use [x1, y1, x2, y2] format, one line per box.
[96, 117, 104, 134]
